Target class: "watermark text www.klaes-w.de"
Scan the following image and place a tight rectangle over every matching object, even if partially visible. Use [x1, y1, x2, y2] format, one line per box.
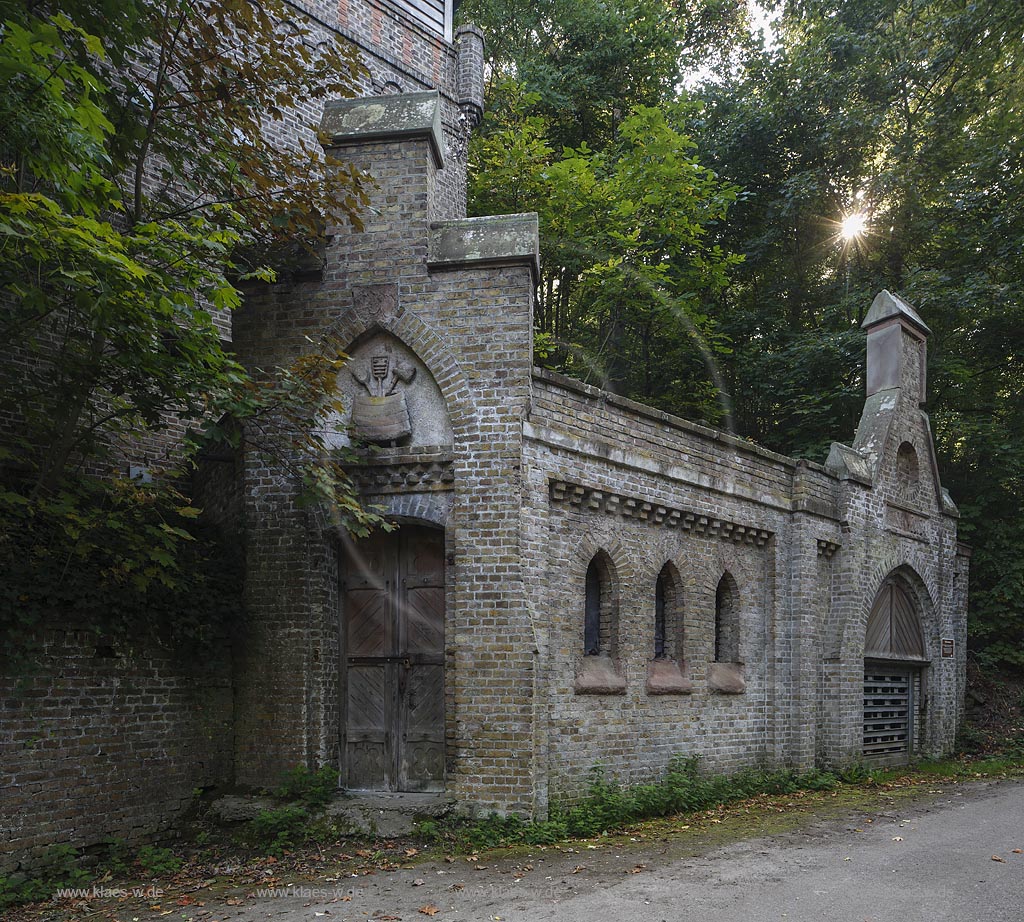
[54, 886, 165, 900]
[252, 887, 354, 899]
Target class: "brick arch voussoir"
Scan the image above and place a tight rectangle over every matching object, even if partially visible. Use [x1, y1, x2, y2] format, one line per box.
[572, 533, 635, 589]
[319, 308, 479, 441]
[646, 530, 686, 580]
[704, 542, 756, 606]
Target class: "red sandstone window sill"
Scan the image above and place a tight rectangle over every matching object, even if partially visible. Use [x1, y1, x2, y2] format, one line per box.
[574, 654, 626, 695]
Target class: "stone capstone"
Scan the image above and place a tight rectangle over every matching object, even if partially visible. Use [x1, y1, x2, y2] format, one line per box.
[427, 213, 540, 280]
[321, 90, 446, 168]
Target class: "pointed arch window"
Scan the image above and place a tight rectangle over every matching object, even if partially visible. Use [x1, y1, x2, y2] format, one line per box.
[654, 569, 668, 659]
[715, 572, 740, 663]
[647, 562, 692, 694]
[585, 558, 602, 656]
[576, 551, 625, 694]
[653, 563, 683, 661]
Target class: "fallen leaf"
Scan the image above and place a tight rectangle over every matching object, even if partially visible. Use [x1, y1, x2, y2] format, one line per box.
[448, 883, 464, 892]
[1013, 849, 1022, 854]
[419, 905, 440, 916]
[629, 865, 646, 874]
[571, 866, 586, 874]
[992, 856, 1005, 863]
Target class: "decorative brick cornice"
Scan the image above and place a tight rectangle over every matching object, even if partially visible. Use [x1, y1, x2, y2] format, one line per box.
[348, 451, 454, 494]
[817, 538, 841, 559]
[549, 480, 772, 547]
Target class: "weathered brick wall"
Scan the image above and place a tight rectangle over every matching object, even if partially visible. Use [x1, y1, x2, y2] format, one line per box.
[524, 373, 827, 802]
[1, 2, 969, 871]
[230, 78, 541, 810]
[274, 0, 472, 221]
[0, 627, 232, 873]
[524, 357, 963, 805]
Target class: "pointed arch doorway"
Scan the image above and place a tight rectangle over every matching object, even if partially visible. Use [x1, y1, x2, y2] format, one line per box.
[863, 577, 929, 765]
[341, 525, 445, 792]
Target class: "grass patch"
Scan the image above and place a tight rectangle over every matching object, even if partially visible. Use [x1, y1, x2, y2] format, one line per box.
[417, 751, 1024, 853]
[418, 757, 844, 850]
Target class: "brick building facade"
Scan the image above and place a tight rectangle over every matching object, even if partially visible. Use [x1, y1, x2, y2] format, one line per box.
[228, 0, 967, 814]
[1, 0, 967, 868]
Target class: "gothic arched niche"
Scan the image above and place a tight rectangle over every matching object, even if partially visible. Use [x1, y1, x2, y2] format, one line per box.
[895, 441, 920, 505]
[865, 578, 925, 659]
[329, 331, 453, 449]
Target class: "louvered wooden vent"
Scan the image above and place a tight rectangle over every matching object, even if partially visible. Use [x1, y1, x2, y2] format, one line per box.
[863, 669, 912, 758]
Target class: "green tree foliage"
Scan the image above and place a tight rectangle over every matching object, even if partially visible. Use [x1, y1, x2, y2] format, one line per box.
[691, 0, 1024, 664]
[469, 86, 740, 418]
[0, 2, 380, 659]
[465, 0, 1024, 665]
[461, 1, 748, 416]
[458, 0, 747, 150]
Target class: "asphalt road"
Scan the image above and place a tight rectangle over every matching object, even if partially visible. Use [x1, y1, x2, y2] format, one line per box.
[142, 778, 1024, 922]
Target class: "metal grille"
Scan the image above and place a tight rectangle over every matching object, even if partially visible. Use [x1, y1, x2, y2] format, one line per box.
[863, 669, 912, 759]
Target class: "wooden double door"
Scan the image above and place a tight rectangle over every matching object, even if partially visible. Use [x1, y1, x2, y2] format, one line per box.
[342, 525, 445, 792]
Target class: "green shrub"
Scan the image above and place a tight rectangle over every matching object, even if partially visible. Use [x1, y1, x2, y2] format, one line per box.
[0, 845, 90, 907]
[136, 845, 182, 877]
[249, 805, 311, 855]
[416, 756, 848, 852]
[274, 765, 340, 808]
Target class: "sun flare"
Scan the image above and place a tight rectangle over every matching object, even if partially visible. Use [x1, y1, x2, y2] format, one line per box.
[840, 213, 868, 240]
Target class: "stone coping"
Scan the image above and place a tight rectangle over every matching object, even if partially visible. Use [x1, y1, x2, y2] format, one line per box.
[322, 90, 446, 168]
[531, 367, 832, 476]
[427, 213, 540, 281]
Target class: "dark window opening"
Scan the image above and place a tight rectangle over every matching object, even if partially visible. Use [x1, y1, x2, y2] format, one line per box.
[715, 573, 740, 663]
[585, 558, 602, 655]
[654, 570, 668, 659]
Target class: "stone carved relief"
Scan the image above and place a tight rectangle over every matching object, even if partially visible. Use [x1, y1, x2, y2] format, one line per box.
[329, 332, 453, 451]
[352, 283, 399, 325]
[350, 346, 416, 445]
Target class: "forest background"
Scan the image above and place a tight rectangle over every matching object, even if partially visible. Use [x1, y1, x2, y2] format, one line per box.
[1, 0, 1021, 679]
[458, 0, 1024, 672]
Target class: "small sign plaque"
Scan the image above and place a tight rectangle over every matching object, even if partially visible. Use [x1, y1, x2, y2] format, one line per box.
[941, 638, 955, 658]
